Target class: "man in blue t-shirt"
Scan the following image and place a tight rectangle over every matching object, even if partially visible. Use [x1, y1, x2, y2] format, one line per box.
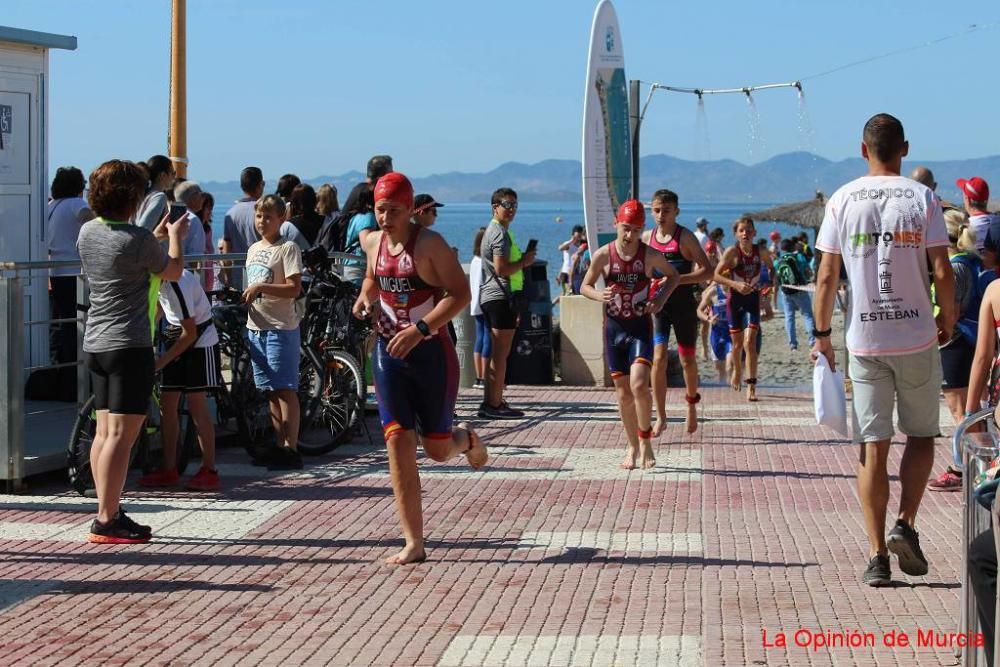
[220, 166, 265, 288]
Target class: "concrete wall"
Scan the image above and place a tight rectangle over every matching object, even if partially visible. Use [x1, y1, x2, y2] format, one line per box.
[558, 295, 610, 387]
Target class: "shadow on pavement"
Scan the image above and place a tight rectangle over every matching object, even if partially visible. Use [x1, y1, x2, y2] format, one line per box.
[0, 549, 364, 567]
[46, 579, 276, 595]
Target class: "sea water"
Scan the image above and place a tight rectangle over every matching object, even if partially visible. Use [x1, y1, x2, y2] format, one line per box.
[210, 200, 812, 307]
[424, 201, 807, 268]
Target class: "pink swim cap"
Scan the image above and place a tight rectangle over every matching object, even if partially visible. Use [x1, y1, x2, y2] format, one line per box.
[374, 172, 413, 210]
[616, 200, 646, 227]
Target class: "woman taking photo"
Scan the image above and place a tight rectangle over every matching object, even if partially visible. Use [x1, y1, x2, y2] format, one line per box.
[78, 159, 187, 543]
[133, 154, 176, 231]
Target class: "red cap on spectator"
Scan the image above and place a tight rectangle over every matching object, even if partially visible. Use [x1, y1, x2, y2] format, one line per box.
[769, 230, 780, 241]
[374, 172, 414, 210]
[957, 176, 990, 203]
[616, 199, 646, 227]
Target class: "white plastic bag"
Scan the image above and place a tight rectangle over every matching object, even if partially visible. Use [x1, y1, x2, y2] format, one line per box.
[813, 354, 848, 437]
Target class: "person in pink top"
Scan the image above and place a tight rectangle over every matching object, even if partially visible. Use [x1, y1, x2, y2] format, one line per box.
[812, 113, 955, 587]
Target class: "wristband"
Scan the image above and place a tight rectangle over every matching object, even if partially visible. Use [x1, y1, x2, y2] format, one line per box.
[966, 411, 976, 417]
[812, 327, 833, 338]
[415, 320, 431, 337]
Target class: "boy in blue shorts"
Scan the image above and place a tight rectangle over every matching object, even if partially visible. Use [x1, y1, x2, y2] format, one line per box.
[581, 200, 679, 470]
[243, 194, 304, 470]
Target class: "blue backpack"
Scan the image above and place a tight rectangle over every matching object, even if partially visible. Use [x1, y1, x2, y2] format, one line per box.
[951, 253, 992, 346]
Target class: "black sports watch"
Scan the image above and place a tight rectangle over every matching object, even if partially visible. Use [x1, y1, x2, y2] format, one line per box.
[415, 320, 431, 337]
[812, 327, 833, 338]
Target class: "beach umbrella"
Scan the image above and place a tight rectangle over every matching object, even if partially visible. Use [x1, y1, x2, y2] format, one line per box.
[747, 191, 826, 230]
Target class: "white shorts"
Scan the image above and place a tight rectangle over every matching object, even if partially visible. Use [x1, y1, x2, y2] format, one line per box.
[848, 345, 942, 443]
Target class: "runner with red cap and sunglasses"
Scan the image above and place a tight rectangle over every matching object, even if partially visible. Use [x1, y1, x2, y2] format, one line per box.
[352, 171, 488, 566]
[581, 200, 680, 470]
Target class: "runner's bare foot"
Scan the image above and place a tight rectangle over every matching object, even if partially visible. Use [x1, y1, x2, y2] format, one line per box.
[730, 365, 742, 392]
[652, 415, 667, 438]
[640, 441, 656, 469]
[385, 544, 427, 565]
[621, 443, 638, 470]
[685, 403, 698, 434]
[747, 383, 758, 402]
[459, 423, 488, 469]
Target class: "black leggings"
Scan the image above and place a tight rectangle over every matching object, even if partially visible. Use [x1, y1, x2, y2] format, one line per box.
[49, 276, 78, 364]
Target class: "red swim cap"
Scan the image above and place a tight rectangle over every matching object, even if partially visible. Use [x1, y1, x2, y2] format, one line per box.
[616, 199, 645, 227]
[373, 172, 413, 210]
[769, 230, 780, 241]
[704, 240, 717, 253]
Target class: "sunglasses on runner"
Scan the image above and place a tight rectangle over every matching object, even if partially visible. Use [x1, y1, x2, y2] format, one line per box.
[497, 200, 518, 211]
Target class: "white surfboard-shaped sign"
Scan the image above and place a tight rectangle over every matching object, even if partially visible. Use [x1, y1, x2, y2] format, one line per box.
[581, 0, 632, 251]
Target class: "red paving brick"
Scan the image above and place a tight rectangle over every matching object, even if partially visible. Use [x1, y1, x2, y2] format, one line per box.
[0, 386, 975, 665]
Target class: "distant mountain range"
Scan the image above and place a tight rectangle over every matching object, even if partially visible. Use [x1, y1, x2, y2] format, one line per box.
[200, 152, 1000, 206]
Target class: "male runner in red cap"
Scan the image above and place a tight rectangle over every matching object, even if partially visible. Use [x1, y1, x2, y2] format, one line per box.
[581, 200, 679, 469]
[353, 171, 488, 565]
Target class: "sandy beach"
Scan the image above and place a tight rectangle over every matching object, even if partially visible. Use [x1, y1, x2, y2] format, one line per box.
[695, 301, 848, 388]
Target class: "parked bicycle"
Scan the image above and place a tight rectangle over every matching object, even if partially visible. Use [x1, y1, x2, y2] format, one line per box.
[66, 288, 265, 496]
[66, 376, 199, 496]
[296, 246, 371, 455]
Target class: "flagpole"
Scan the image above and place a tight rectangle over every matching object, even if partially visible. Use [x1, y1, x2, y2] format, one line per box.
[168, 0, 188, 178]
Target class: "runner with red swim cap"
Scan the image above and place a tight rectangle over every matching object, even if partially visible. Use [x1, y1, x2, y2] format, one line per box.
[581, 200, 680, 470]
[353, 171, 487, 565]
[714, 215, 774, 401]
[642, 189, 712, 437]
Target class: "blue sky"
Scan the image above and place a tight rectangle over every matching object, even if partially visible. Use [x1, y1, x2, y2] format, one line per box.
[7, 0, 1000, 181]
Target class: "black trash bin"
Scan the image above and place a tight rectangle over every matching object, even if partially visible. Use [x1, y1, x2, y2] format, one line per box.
[507, 261, 554, 385]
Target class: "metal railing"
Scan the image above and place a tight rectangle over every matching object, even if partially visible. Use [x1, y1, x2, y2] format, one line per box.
[952, 408, 999, 666]
[0, 250, 364, 490]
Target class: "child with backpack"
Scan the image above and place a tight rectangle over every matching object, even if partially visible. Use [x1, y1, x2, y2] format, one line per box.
[931, 211, 990, 491]
[774, 238, 817, 351]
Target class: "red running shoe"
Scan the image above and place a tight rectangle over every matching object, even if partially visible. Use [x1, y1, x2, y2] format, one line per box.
[138, 468, 180, 488]
[185, 466, 220, 491]
[927, 469, 962, 492]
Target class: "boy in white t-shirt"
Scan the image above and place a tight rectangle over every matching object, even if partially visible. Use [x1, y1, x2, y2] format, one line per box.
[244, 195, 304, 471]
[139, 269, 221, 491]
[813, 113, 955, 587]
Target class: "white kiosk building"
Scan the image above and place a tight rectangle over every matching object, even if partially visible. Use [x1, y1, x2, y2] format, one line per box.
[0, 26, 77, 366]
[0, 27, 77, 487]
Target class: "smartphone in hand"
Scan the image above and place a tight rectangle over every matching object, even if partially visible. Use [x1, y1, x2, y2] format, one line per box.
[168, 203, 187, 224]
[526, 238, 538, 253]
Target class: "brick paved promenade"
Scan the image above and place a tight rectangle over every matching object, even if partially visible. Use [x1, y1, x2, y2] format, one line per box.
[0, 386, 970, 666]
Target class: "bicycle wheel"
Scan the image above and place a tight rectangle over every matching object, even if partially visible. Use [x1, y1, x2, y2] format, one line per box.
[297, 350, 334, 454]
[297, 350, 364, 455]
[67, 395, 143, 496]
[332, 350, 366, 434]
[67, 395, 98, 496]
[229, 349, 273, 452]
[176, 413, 198, 475]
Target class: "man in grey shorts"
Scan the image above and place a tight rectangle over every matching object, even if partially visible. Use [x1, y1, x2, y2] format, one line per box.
[812, 113, 956, 586]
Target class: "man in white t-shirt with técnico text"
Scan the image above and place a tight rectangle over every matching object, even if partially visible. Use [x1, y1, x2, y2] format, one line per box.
[812, 113, 956, 588]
